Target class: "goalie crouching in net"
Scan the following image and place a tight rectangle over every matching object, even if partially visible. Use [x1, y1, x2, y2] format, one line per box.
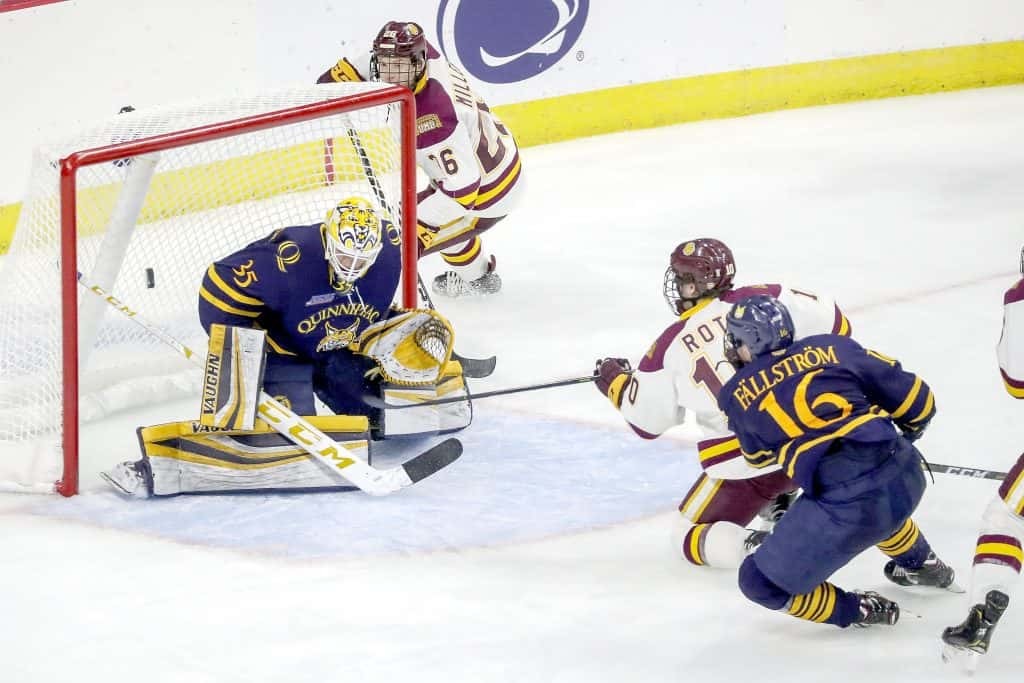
[102, 197, 470, 498]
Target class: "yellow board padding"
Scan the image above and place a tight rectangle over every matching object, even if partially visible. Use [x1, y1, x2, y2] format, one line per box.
[494, 39, 1024, 147]
[1, 40, 1021, 253]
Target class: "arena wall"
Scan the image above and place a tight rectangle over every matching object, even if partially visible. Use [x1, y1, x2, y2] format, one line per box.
[1, 0, 1021, 249]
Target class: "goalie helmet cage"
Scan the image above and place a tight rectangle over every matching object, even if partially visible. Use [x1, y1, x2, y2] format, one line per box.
[0, 82, 417, 496]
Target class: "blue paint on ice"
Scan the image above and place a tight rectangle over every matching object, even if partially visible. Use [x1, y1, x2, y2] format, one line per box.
[31, 409, 698, 558]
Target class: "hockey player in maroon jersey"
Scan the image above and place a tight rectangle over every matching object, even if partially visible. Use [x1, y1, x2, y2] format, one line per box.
[941, 246, 1024, 667]
[318, 21, 524, 297]
[594, 238, 955, 590]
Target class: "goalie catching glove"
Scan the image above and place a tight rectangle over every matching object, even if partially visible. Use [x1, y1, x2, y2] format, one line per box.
[358, 308, 471, 437]
[358, 308, 455, 386]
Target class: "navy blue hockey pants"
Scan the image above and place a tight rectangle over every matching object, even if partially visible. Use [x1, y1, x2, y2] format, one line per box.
[745, 437, 926, 598]
[262, 352, 380, 418]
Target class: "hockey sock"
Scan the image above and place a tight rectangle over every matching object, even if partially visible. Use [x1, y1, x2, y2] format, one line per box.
[969, 534, 1022, 604]
[877, 518, 930, 568]
[676, 520, 754, 568]
[785, 582, 861, 627]
[440, 237, 489, 280]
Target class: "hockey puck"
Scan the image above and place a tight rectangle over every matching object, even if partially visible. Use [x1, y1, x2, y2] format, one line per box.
[145, 267, 155, 288]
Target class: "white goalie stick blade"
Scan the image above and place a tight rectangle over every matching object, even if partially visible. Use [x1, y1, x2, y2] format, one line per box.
[252, 407, 462, 495]
[452, 351, 496, 378]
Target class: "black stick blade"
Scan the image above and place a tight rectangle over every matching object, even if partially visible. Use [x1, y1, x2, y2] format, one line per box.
[401, 438, 463, 483]
[453, 352, 496, 378]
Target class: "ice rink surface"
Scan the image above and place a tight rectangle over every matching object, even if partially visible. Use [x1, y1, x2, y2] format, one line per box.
[2, 85, 1024, 682]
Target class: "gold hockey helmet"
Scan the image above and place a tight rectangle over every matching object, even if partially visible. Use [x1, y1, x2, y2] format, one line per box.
[323, 197, 384, 284]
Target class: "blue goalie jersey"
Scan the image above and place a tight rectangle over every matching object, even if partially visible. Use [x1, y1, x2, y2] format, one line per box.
[197, 221, 402, 360]
[717, 334, 936, 492]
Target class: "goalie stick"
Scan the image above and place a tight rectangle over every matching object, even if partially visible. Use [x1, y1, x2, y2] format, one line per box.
[76, 270, 462, 495]
[345, 125, 496, 379]
[365, 373, 598, 410]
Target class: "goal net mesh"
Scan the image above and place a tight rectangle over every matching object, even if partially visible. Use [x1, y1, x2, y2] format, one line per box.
[0, 82, 410, 492]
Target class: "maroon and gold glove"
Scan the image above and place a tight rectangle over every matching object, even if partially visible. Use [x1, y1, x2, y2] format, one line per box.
[594, 357, 632, 408]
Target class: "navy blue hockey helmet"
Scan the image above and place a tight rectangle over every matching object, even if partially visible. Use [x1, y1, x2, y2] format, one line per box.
[725, 295, 795, 361]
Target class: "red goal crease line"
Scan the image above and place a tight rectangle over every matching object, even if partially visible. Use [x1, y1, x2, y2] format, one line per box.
[0, 0, 68, 13]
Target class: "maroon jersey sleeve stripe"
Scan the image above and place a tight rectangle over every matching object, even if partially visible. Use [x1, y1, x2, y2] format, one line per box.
[637, 320, 687, 373]
[1004, 279, 1024, 305]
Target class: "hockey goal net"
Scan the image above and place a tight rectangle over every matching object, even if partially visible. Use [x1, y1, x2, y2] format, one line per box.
[0, 82, 417, 495]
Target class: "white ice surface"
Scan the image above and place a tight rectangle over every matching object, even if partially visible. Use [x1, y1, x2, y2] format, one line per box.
[3, 86, 1024, 682]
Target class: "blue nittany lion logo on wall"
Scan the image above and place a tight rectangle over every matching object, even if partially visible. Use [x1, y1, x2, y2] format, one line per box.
[437, 0, 588, 84]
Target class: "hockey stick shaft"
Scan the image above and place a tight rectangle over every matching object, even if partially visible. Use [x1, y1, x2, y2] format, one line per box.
[371, 374, 598, 410]
[927, 462, 1007, 481]
[75, 271, 450, 495]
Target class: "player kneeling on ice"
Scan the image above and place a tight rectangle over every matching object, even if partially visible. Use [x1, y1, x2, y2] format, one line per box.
[103, 196, 470, 498]
[718, 295, 956, 628]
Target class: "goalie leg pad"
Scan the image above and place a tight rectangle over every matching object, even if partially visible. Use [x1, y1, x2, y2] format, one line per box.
[200, 324, 268, 430]
[135, 416, 370, 496]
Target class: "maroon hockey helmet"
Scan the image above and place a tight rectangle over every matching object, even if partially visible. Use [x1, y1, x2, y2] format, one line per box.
[663, 238, 737, 315]
[371, 21, 428, 90]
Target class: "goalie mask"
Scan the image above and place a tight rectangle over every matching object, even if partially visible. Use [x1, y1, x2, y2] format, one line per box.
[663, 238, 736, 315]
[323, 197, 384, 285]
[370, 21, 427, 90]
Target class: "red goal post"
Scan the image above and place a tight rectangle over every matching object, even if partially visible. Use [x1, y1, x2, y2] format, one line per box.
[0, 82, 417, 495]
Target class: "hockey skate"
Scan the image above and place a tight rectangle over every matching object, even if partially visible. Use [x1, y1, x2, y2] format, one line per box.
[883, 551, 962, 592]
[941, 590, 1009, 671]
[743, 529, 770, 555]
[432, 257, 501, 297]
[852, 591, 900, 627]
[757, 490, 799, 525]
[100, 459, 153, 499]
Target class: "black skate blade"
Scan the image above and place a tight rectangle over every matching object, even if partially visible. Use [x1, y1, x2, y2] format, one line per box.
[453, 352, 496, 378]
[401, 438, 463, 483]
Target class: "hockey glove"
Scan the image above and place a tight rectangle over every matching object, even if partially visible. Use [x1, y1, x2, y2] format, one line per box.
[594, 357, 632, 409]
[899, 417, 931, 443]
